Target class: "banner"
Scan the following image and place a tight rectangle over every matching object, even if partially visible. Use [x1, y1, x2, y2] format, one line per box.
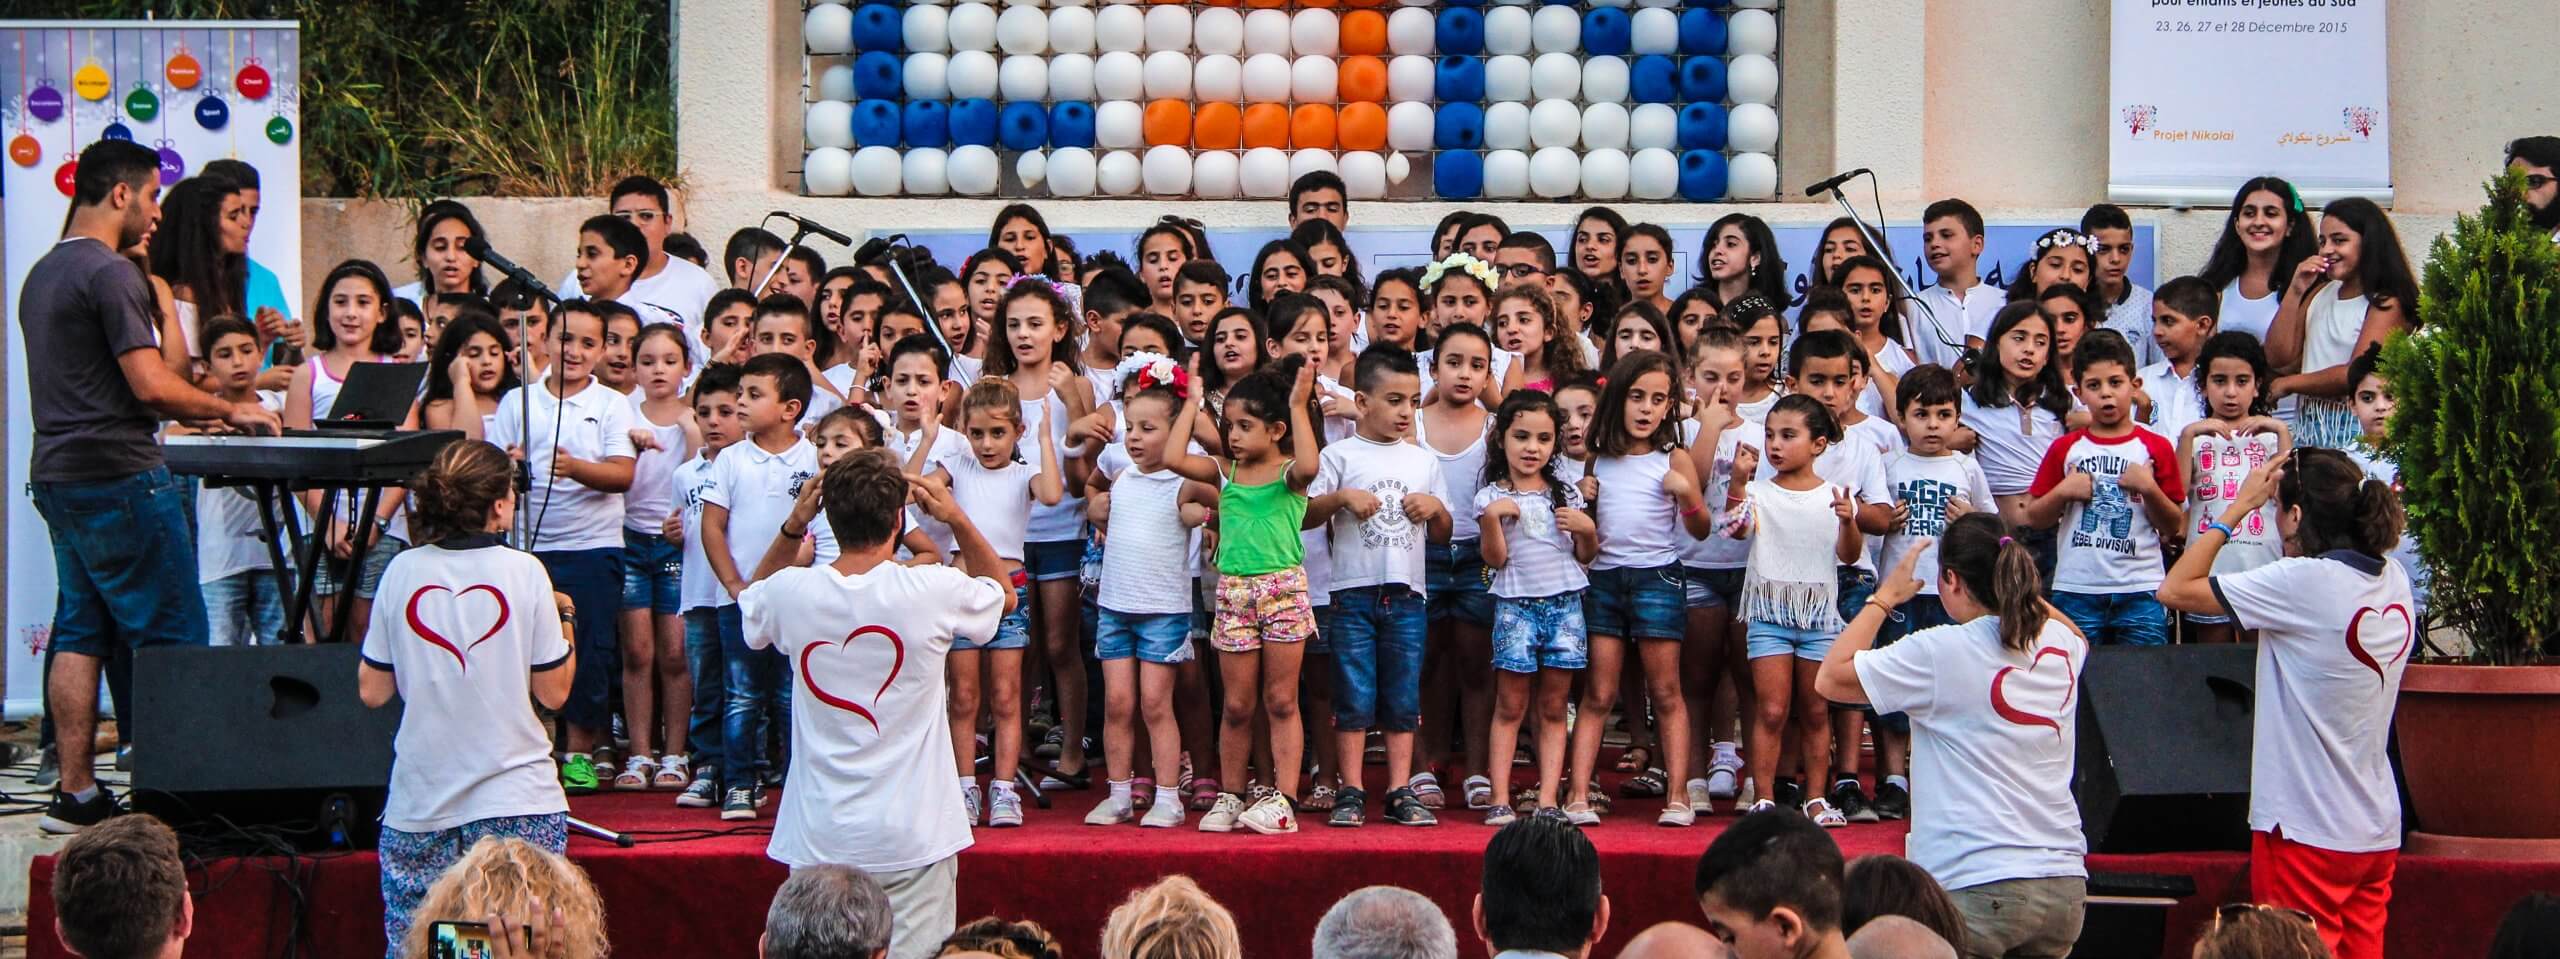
[2108, 0, 2388, 206]
[2, 21, 302, 717]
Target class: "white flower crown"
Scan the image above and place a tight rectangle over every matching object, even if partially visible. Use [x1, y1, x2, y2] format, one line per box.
[1421, 252, 1499, 293]
[2036, 229, 2100, 257]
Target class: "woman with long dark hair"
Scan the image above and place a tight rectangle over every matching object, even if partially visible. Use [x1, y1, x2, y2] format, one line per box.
[2196, 176, 2319, 344]
[393, 199, 489, 306]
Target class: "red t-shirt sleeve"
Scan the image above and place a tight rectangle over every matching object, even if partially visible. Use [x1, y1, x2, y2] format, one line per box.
[2026, 430, 2082, 497]
[2140, 428, 2185, 502]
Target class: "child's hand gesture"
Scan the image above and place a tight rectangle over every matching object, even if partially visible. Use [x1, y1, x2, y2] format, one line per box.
[1833, 486, 1858, 524]
[662, 512, 685, 545]
[1319, 389, 1349, 420]
[1577, 471, 1600, 506]
[1070, 408, 1117, 449]
[1693, 384, 1736, 436]
[628, 428, 660, 453]
[1730, 444, 1759, 485]
[1402, 492, 1444, 525]
[1889, 499, 1912, 531]
[1947, 497, 1976, 521]
[1483, 496, 1520, 525]
[2183, 418, 2227, 443]
[907, 469, 963, 525]
[1290, 355, 1315, 409]
[2290, 250, 2335, 295]
[1556, 505, 1596, 538]
[1872, 546, 1927, 611]
[2057, 469, 2096, 502]
[1339, 487, 1382, 520]
[2120, 461, 2159, 498]
[2227, 452, 2288, 514]
[449, 354, 477, 396]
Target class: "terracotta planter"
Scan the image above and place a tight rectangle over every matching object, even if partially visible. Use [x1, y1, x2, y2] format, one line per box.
[2397, 663, 2560, 860]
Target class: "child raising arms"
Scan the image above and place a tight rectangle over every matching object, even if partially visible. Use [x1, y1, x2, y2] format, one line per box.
[933, 378, 1065, 828]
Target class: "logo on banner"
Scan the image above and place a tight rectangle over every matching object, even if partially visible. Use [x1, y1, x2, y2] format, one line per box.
[2121, 104, 2158, 139]
[2342, 106, 2378, 141]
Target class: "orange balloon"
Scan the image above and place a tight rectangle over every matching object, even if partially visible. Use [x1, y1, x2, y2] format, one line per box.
[1299, 0, 1339, 8]
[1291, 104, 1338, 150]
[1193, 102, 1243, 149]
[1340, 11, 1388, 55]
[1241, 103, 1291, 149]
[1338, 55, 1388, 103]
[1144, 100, 1194, 147]
[1344, 0, 1385, 8]
[1337, 102, 1388, 151]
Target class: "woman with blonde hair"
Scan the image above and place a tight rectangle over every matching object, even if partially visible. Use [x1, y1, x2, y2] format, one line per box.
[1101, 876, 1242, 959]
[396, 836, 608, 959]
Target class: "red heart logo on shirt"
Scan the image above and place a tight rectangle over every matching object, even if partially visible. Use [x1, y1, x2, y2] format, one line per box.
[405, 584, 510, 671]
[798, 625, 907, 732]
[1990, 644, 2077, 737]
[2345, 603, 2414, 682]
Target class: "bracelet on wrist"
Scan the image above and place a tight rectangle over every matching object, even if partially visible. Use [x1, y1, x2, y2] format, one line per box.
[2205, 520, 2236, 539]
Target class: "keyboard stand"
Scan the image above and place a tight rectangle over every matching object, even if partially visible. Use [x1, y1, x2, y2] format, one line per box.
[205, 475, 387, 645]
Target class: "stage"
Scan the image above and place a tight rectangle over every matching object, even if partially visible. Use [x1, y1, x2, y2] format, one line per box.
[25, 780, 2551, 959]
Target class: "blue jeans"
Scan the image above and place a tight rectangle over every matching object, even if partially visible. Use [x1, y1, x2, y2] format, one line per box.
[31, 466, 207, 657]
[1492, 592, 1588, 672]
[719, 603, 791, 788]
[684, 607, 727, 778]
[202, 568, 287, 647]
[1328, 585, 1428, 732]
[535, 548, 622, 731]
[2052, 589, 2170, 646]
[620, 529, 683, 614]
[1583, 564, 1686, 641]
[1423, 539, 1495, 625]
[1837, 565, 1879, 621]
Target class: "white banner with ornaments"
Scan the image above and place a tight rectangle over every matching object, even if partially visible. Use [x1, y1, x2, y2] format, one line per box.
[2107, 0, 2388, 207]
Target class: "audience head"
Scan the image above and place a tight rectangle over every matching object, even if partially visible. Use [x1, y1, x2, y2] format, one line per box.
[1477, 817, 1610, 959]
[51, 814, 190, 959]
[1841, 855, 1966, 951]
[761, 865, 892, 959]
[938, 918, 1064, 959]
[1289, 170, 1349, 232]
[1313, 886, 1458, 959]
[1616, 923, 1729, 959]
[1102, 875, 1243, 959]
[1845, 916, 1957, 959]
[2192, 904, 2331, 959]
[2489, 892, 2560, 959]
[400, 836, 607, 959]
[1694, 810, 1847, 959]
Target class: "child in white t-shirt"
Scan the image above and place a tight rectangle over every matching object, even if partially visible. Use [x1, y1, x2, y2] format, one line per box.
[1474, 390, 1597, 825]
[697, 353, 818, 816]
[1874, 365, 1994, 819]
[1785, 331, 1900, 820]
[2160, 447, 2412, 959]
[2025, 330, 2185, 646]
[617, 323, 699, 790]
[1910, 199, 2001, 368]
[2136, 277, 2217, 441]
[185, 317, 291, 647]
[2175, 332, 2291, 644]
[671, 364, 743, 809]
[1676, 331, 1769, 810]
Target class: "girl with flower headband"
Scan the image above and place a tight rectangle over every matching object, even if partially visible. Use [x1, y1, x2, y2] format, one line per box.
[2003, 229, 2098, 305]
[2198, 176, 2322, 344]
[985, 277, 1102, 792]
[1415, 320, 1502, 812]
[1420, 252, 1524, 409]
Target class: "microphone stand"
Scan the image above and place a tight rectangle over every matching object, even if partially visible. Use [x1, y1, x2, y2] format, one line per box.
[753, 214, 825, 301]
[1818, 175, 1967, 365]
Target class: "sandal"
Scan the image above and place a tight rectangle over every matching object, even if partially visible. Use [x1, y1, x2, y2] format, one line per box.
[1408, 772, 1446, 809]
[1462, 775, 1495, 810]
[614, 756, 654, 791]
[1132, 777, 1155, 809]
[1621, 766, 1668, 799]
[1189, 778, 1223, 812]
[1512, 785, 1543, 815]
[1299, 781, 1337, 814]
[653, 755, 690, 789]
[1614, 744, 1652, 774]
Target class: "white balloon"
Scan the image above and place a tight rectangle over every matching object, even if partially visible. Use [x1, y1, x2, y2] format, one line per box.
[1017, 148, 1049, 188]
[1483, 7, 1532, 55]
[1729, 151, 1778, 199]
[1096, 99, 1145, 148]
[1048, 53, 1096, 100]
[1530, 52, 1580, 101]
[1630, 9, 1677, 55]
[804, 147, 854, 196]
[1048, 6, 1096, 53]
[947, 50, 1000, 98]
[1588, 0, 1630, 8]
[1485, 55, 1530, 103]
[1629, 147, 1678, 199]
[1529, 98, 1580, 149]
[946, 3, 998, 52]
[1093, 50, 1145, 100]
[903, 148, 950, 194]
[812, 0, 846, 4]
[1242, 53, 1293, 103]
[1194, 54, 1242, 101]
[1290, 56, 1337, 103]
[1195, 8, 1244, 56]
[1094, 5, 1143, 52]
[1387, 100, 1436, 151]
[1243, 10, 1292, 56]
[1000, 55, 1050, 100]
[1292, 9, 1340, 56]
[1582, 56, 1629, 104]
[1144, 51, 1193, 99]
[949, 145, 1001, 195]
[1388, 55, 1437, 102]
[1729, 54, 1779, 105]
[1240, 147, 1291, 198]
[1142, 145, 1192, 195]
[1048, 147, 1098, 196]
[1580, 148, 1630, 199]
[818, 64, 859, 101]
[904, 52, 951, 99]
[1386, 151, 1412, 184]
[1530, 6, 1580, 54]
[1483, 101, 1530, 150]
[1581, 101, 1629, 149]
[1729, 102, 1780, 152]
[996, 5, 1048, 55]
[806, 100, 854, 150]
[1341, 150, 1388, 199]
[1629, 102, 1677, 150]
[1193, 151, 1241, 198]
[1100, 150, 1143, 196]
[1002, 0, 1042, 8]
[851, 146, 903, 196]
[1483, 150, 1530, 199]
[1729, 8, 1778, 55]
[1529, 146, 1580, 198]
[1289, 148, 1340, 185]
[805, 4, 854, 54]
[1387, 8, 1436, 57]
[1144, 5, 1191, 52]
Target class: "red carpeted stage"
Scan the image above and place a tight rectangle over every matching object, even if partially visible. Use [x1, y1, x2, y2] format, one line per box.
[26, 783, 2551, 959]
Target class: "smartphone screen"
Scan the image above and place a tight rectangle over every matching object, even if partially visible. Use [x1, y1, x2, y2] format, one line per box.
[427, 920, 515, 959]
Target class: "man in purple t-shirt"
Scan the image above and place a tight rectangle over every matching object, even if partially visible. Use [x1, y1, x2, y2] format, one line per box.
[17, 140, 278, 835]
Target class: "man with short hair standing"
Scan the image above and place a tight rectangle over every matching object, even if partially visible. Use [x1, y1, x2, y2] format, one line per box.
[19, 139, 280, 834]
[763, 865, 895, 959]
[49, 813, 194, 959]
[1476, 817, 1612, 959]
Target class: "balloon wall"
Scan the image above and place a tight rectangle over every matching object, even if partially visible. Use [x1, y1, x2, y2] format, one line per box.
[797, 0, 1782, 201]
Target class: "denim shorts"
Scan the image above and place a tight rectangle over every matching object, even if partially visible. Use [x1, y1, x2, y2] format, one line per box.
[1582, 564, 1687, 641]
[1310, 602, 1335, 656]
[1746, 621, 1837, 661]
[1684, 565, 1743, 610]
[1328, 585, 1428, 732]
[203, 568, 288, 647]
[956, 580, 1032, 651]
[1424, 539, 1496, 626]
[2052, 589, 2171, 646]
[1098, 609, 1197, 664]
[1493, 592, 1588, 673]
[1837, 565, 1879, 621]
[621, 529, 683, 614]
[32, 467, 209, 656]
[309, 532, 408, 599]
[1025, 539, 1083, 582]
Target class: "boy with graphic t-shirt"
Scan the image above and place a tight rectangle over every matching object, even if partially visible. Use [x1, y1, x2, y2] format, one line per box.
[698, 354, 818, 819]
[1307, 346, 1450, 829]
[1874, 366, 1994, 820]
[740, 449, 1012, 959]
[2025, 331, 2184, 645]
[671, 364, 744, 809]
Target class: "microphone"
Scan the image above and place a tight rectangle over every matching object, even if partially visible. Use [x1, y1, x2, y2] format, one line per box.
[769, 210, 853, 247]
[461, 236, 559, 304]
[852, 235, 894, 266]
[1802, 168, 1872, 197]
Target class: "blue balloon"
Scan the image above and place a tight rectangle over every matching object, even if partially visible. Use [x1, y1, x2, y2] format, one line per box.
[998, 102, 1050, 151]
[853, 4, 903, 52]
[1434, 102, 1486, 149]
[949, 98, 1000, 147]
[1435, 150, 1484, 200]
[1678, 149, 1728, 201]
[1435, 8, 1486, 56]
[903, 100, 950, 149]
[1677, 102, 1728, 150]
[1049, 101, 1097, 149]
[855, 51, 905, 100]
[1581, 8, 1632, 57]
[1679, 56, 1728, 103]
[1678, 9, 1728, 55]
[1630, 55, 1678, 104]
[1434, 56, 1486, 104]
[854, 98, 903, 146]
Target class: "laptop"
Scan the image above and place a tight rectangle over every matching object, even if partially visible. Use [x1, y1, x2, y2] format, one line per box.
[315, 361, 429, 432]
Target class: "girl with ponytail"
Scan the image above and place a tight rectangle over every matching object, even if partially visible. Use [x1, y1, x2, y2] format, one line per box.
[1814, 511, 2091, 955]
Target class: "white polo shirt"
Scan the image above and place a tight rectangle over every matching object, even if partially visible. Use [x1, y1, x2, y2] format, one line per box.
[702, 436, 819, 602]
[487, 378, 638, 553]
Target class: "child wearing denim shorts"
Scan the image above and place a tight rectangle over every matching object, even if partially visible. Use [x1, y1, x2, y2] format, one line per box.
[1082, 383, 1215, 830]
[1473, 390, 1598, 826]
[934, 378, 1065, 830]
[1726, 395, 1865, 828]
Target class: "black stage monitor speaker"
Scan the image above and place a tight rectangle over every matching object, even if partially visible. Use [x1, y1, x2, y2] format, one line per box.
[131, 643, 402, 850]
[2073, 643, 2256, 853]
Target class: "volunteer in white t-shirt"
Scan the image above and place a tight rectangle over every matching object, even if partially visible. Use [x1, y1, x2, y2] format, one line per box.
[556, 176, 722, 330]
[2160, 448, 2413, 959]
[739, 449, 1012, 959]
[1817, 512, 2090, 959]
[359, 440, 574, 951]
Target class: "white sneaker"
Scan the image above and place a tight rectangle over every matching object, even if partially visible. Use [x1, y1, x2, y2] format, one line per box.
[1198, 792, 1245, 833]
[1084, 795, 1133, 826]
[1657, 802, 1697, 827]
[1564, 801, 1601, 826]
[987, 788, 1024, 827]
[1737, 777, 1759, 809]
[1141, 796, 1187, 828]
[1238, 791, 1299, 834]
[1685, 778, 1714, 813]
[963, 783, 984, 825]
[1804, 796, 1848, 828]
